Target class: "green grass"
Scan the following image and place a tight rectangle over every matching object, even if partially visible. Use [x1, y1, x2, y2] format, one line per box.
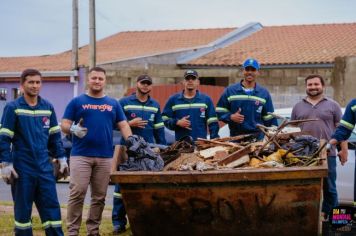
[0, 202, 131, 236]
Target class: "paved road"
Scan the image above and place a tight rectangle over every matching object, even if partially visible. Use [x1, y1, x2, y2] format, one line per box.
[0, 180, 115, 206]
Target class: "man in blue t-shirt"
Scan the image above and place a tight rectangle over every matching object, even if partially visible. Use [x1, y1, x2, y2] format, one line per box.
[61, 67, 132, 236]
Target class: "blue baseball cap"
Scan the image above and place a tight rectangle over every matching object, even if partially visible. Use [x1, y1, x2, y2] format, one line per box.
[184, 69, 199, 79]
[243, 58, 260, 70]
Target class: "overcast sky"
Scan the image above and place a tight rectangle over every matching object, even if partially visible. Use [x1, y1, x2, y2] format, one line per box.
[1, 0, 356, 57]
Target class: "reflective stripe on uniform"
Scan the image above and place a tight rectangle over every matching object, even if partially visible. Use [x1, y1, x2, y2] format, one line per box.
[124, 105, 158, 113]
[154, 122, 164, 129]
[207, 117, 218, 124]
[0, 128, 14, 138]
[42, 220, 62, 229]
[113, 192, 122, 198]
[351, 105, 356, 112]
[227, 95, 266, 104]
[162, 116, 170, 121]
[49, 125, 61, 134]
[15, 109, 52, 116]
[340, 119, 355, 130]
[262, 114, 274, 121]
[172, 103, 207, 111]
[15, 220, 32, 230]
[216, 107, 229, 113]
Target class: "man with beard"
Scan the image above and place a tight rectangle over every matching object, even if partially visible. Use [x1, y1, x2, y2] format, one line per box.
[162, 70, 219, 141]
[216, 58, 277, 140]
[61, 67, 132, 236]
[0, 68, 67, 235]
[111, 74, 166, 234]
[291, 74, 347, 220]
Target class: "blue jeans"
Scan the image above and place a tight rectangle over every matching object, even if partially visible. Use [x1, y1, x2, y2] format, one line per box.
[112, 184, 127, 228]
[322, 156, 338, 216]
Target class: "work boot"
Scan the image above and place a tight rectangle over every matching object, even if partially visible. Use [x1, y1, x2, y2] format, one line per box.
[113, 225, 126, 235]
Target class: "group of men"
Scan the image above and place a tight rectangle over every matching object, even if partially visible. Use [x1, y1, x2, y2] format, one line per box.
[0, 58, 355, 235]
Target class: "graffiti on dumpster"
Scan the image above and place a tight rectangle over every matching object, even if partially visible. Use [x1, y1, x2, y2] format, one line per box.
[151, 193, 277, 225]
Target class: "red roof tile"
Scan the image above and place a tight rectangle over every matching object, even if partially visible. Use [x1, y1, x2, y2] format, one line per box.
[1, 23, 356, 72]
[186, 23, 356, 66]
[0, 28, 233, 72]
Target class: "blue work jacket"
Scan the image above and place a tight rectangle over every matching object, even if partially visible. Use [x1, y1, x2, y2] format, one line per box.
[162, 90, 219, 141]
[119, 94, 166, 145]
[216, 81, 277, 138]
[0, 96, 65, 174]
[332, 98, 356, 141]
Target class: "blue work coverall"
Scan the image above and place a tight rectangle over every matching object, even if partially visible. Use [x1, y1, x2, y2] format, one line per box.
[332, 98, 356, 141]
[162, 90, 219, 141]
[112, 94, 166, 230]
[119, 94, 166, 145]
[216, 81, 277, 139]
[0, 96, 65, 236]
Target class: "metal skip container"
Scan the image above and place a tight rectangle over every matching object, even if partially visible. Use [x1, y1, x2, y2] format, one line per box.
[111, 162, 327, 235]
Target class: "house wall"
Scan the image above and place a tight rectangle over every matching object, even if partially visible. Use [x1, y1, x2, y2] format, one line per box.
[0, 81, 75, 121]
[333, 56, 356, 107]
[0, 68, 88, 121]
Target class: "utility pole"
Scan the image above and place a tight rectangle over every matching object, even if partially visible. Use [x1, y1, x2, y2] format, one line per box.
[71, 0, 78, 70]
[89, 0, 96, 69]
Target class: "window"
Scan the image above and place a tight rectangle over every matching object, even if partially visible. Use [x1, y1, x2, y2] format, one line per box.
[0, 88, 7, 100]
[12, 88, 22, 99]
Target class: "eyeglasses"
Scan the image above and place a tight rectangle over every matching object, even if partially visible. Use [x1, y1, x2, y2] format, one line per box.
[244, 67, 257, 72]
[139, 80, 152, 85]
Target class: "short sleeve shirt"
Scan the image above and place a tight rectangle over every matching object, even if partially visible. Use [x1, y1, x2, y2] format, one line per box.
[63, 94, 126, 158]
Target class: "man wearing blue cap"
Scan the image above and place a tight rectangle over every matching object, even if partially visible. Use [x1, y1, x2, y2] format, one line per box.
[216, 58, 277, 139]
[162, 69, 219, 141]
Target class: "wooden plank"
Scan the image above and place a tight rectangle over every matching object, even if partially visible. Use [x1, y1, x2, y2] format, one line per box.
[217, 144, 252, 165]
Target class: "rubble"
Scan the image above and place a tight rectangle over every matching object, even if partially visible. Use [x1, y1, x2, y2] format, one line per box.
[160, 116, 326, 171]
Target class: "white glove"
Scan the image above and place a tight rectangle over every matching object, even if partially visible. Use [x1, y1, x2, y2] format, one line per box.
[70, 119, 88, 138]
[1, 162, 18, 184]
[58, 158, 69, 174]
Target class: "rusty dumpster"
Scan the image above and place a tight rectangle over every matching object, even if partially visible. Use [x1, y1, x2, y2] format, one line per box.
[111, 163, 328, 236]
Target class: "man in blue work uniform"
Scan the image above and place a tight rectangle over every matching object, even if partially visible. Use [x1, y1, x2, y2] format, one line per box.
[0, 69, 68, 236]
[216, 58, 277, 139]
[112, 74, 166, 234]
[330, 98, 356, 163]
[162, 70, 219, 141]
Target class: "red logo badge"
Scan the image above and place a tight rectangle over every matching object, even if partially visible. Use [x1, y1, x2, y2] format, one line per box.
[131, 113, 136, 118]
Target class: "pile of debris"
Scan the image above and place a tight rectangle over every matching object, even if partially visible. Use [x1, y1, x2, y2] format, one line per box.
[162, 117, 327, 171]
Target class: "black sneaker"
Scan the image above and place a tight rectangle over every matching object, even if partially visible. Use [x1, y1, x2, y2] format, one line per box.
[113, 225, 126, 235]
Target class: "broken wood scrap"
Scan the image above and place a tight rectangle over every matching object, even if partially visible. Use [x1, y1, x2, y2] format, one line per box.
[226, 155, 250, 168]
[276, 131, 310, 140]
[195, 138, 241, 149]
[256, 119, 318, 156]
[198, 146, 229, 159]
[212, 134, 255, 142]
[218, 144, 254, 166]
